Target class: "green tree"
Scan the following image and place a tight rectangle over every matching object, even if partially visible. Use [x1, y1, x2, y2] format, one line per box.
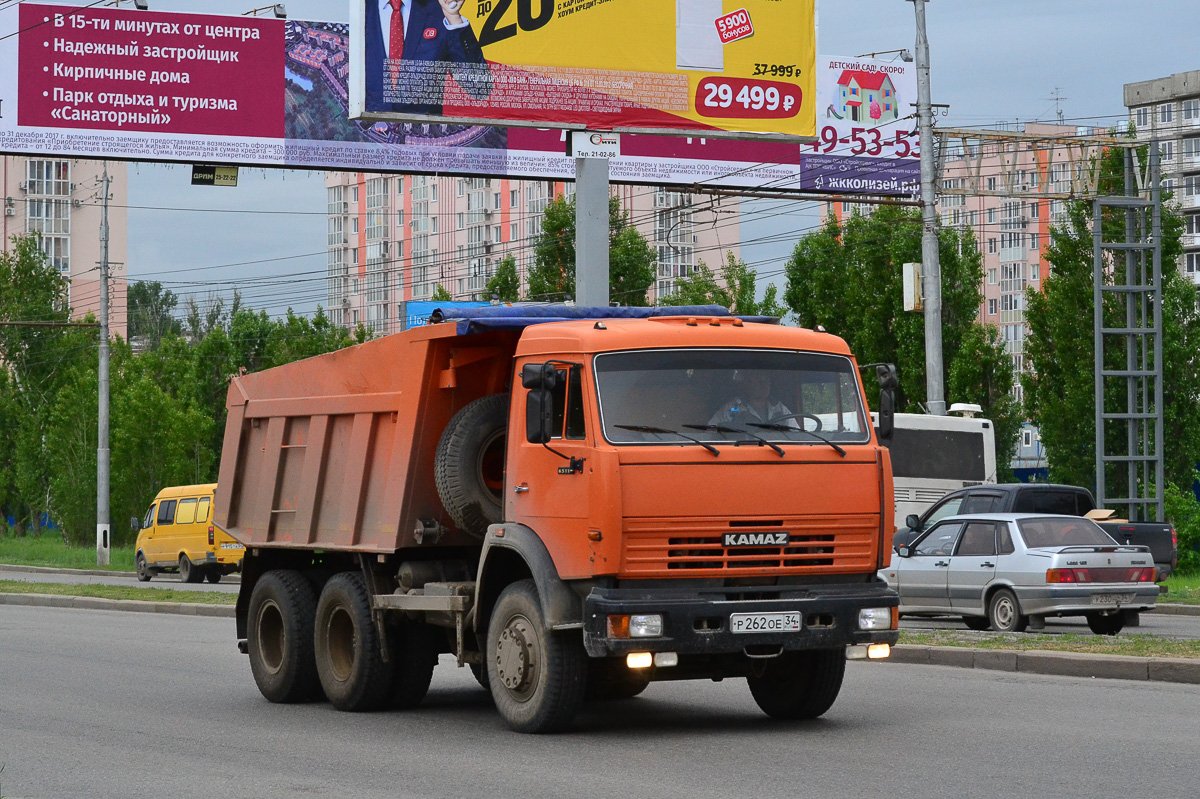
[431, 284, 453, 302]
[0, 235, 95, 535]
[485, 254, 521, 302]
[782, 207, 1021, 468]
[126, 280, 182, 348]
[1024, 145, 1200, 496]
[526, 194, 656, 305]
[948, 324, 1021, 482]
[658, 252, 786, 317]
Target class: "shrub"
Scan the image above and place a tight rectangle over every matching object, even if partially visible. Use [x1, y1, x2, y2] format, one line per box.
[1165, 482, 1200, 575]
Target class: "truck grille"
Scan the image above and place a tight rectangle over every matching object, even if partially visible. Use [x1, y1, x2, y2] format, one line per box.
[621, 516, 878, 577]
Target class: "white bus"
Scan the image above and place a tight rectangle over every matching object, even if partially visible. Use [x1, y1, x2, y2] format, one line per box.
[874, 408, 998, 530]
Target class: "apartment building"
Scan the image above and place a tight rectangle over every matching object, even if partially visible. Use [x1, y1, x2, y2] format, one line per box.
[1125, 70, 1200, 284]
[2, 156, 128, 340]
[324, 172, 739, 335]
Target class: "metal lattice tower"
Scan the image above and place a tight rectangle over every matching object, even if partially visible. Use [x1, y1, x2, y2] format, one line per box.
[1093, 145, 1163, 522]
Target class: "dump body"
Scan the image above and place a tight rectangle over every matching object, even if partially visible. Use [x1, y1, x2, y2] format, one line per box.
[215, 323, 518, 553]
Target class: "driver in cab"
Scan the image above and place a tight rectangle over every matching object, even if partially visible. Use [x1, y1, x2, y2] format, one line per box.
[709, 371, 800, 427]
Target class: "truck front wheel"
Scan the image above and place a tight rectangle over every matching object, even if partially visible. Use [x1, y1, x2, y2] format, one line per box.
[247, 570, 322, 703]
[747, 649, 845, 720]
[487, 579, 587, 733]
[314, 572, 393, 712]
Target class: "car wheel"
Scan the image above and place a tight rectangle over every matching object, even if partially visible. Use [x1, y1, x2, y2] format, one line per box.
[247, 570, 322, 703]
[205, 570, 221, 584]
[987, 588, 1028, 633]
[1086, 612, 1125, 636]
[179, 554, 203, 583]
[487, 579, 587, 733]
[747, 649, 846, 720]
[135, 552, 152, 582]
[963, 616, 990, 632]
[314, 572, 393, 712]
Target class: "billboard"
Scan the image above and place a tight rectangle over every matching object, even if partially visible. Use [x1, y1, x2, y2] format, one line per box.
[349, 0, 817, 140]
[801, 55, 921, 196]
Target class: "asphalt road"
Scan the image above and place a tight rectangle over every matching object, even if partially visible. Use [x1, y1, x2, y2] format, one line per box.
[0, 567, 240, 594]
[1, 604, 1198, 799]
[900, 610, 1200, 639]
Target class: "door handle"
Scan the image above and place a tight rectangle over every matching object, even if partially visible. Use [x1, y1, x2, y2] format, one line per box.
[935, 560, 948, 567]
[980, 562, 995, 568]
[513, 484, 530, 494]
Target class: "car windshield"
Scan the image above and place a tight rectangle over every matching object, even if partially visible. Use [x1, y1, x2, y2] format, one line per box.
[1017, 517, 1117, 548]
[593, 348, 870, 445]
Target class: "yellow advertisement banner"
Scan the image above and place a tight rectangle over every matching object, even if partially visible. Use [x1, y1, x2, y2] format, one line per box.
[353, 0, 816, 140]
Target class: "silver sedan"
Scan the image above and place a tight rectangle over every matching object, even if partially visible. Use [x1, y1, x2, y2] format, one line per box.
[878, 513, 1159, 635]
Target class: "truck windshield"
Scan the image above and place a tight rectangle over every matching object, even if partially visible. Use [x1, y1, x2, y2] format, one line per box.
[594, 349, 870, 445]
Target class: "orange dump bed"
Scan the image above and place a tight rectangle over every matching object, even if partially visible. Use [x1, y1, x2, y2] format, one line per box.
[213, 323, 518, 553]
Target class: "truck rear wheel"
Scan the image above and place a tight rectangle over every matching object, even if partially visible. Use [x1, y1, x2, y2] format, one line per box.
[747, 649, 845, 720]
[247, 570, 322, 704]
[387, 620, 439, 709]
[435, 394, 507, 538]
[314, 572, 393, 712]
[487, 579, 586, 733]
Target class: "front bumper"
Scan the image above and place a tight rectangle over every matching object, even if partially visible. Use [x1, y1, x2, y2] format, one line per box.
[582, 582, 899, 658]
[1014, 584, 1160, 617]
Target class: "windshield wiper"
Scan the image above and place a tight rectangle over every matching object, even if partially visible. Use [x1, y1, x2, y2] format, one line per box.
[614, 424, 720, 456]
[682, 424, 785, 457]
[749, 423, 847, 457]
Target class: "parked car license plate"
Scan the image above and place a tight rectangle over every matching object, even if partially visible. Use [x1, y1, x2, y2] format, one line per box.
[1091, 593, 1135, 605]
[729, 612, 801, 633]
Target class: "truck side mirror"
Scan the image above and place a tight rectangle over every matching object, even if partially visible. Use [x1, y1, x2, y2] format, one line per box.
[526, 389, 554, 444]
[131, 516, 141, 532]
[906, 514, 921, 531]
[876, 364, 898, 444]
[521, 362, 558, 390]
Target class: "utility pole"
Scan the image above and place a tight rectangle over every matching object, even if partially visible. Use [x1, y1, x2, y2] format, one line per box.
[575, 155, 610, 307]
[97, 163, 111, 566]
[912, 0, 945, 415]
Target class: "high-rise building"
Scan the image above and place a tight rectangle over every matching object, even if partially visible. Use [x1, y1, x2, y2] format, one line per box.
[323, 172, 739, 335]
[1124, 70, 1200, 285]
[1, 156, 128, 340]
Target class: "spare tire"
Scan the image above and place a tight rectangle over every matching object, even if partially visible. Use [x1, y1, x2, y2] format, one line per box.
[435, 394, 508, 538]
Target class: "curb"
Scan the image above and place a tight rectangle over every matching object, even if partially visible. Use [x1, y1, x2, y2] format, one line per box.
[0, 563, 240, 584]
[0, 592, 235, 617]
[1151, 603, 1200, 617]
[888, 644, 1200, 685]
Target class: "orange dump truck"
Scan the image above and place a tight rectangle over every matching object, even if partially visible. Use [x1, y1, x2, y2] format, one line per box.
[215, 305, 900, 732]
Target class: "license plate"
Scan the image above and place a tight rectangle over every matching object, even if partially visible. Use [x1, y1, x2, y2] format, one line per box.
[1091, 593, 1135, 605]
[729, 612, 801, 634]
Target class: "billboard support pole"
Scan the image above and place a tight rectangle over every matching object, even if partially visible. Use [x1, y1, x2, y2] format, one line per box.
[96, 162, 111, 566]
[575, 156, 610, 307]
[913, 0, 945, 415]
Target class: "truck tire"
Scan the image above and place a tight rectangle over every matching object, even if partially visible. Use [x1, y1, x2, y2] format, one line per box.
[135, 551, 153, 582]
[747, 649, 845, 720]
[387, 620, 439, 709]
[247, 570, 322, 704]
[487, 579, 587, 733]
[435, 394, 508, 538]
[314, 572, 393, 712]
[1086, 612, 1125, 636]
[987, 588, 1028, 633]
[586, 659, 651, 701]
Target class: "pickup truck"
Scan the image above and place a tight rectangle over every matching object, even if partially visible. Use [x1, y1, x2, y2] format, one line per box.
[894, 483, 1177, 581]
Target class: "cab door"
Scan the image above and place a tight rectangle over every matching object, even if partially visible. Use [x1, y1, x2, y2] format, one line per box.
[139, 503, 158, 562]
[154, 499, 178, 562]
[508, 361, 593, 579]
[948, 521, 999, 614]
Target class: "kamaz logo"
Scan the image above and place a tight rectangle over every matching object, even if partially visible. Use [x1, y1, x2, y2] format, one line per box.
[723, 532, 790, 547]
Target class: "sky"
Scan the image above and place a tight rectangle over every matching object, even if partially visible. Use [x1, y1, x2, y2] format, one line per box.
[17, 0, 1191, 317]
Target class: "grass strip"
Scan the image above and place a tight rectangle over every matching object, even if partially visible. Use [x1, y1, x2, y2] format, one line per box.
[0, 580, 236, 606]
[899, 629, 1200, 659]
